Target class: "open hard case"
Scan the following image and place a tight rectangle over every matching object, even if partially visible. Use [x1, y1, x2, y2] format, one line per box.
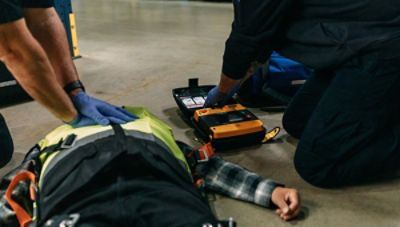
[173, 78, 270, 150]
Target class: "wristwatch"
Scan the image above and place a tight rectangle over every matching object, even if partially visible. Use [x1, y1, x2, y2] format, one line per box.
[64, 80, 85, 94]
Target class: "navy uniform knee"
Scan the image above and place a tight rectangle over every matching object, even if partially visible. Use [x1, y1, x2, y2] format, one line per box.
[293, 143, 334, 188]
[282, 110, 303, 139]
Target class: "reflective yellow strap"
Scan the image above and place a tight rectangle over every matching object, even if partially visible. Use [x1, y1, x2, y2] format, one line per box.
[262, 127, 281, 143]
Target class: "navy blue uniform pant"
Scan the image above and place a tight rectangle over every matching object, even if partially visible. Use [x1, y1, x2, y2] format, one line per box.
[0, 113, 13, 168]
[283, 49, 400, 187]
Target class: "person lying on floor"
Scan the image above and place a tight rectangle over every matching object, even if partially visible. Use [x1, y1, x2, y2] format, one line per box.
[0, 107, 300, 227]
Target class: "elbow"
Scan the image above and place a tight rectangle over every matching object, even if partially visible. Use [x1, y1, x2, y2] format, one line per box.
[0, 28, 22, 64]
[0, 37, 32, 68]
[0, 48, 23, 66]
[0, 41, 17, 63]
[0, 29, 47, 68]
[0, 39, 48, 84]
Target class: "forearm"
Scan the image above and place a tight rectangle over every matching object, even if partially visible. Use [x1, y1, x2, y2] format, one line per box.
[218, 61, 262, 93]
[0, 19, 77, 122]
[218, 73, 240, 94]
[24, 8, 80, 90]
[196, 156, 283, 208]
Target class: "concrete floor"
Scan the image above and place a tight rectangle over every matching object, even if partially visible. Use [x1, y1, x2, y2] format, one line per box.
[1, 0, 400, 226]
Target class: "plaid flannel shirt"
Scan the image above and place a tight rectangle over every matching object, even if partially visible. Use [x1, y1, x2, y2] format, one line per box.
[196, 156, 283, 208]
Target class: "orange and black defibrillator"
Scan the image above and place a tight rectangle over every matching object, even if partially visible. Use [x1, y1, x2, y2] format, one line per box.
[173, 78, 279, 150]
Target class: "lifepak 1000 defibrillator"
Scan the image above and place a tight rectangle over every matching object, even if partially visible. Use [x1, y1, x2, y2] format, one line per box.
[173, 78, 280, 150]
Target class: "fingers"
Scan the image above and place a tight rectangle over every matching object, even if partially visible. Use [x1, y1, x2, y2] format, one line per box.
[203, 98, 211, 108]
[72, 116, 100, 128]
[276, 208, 291, 221]
[288, 191, 301, 219]
[272, 187, 301, 221]
[281, 190, 301, 221]
[203, 86, 221, 108]
[71, 92, 109, 125]
[288, 190, 301, 214]
[107, 116, 126, 124]
[72, 111, 135, 128]
[72, 92, 138, 126]
[204, 87, 217, 107]
[116, 107, 137, 119]
[204, 97, 215, 108]
[98, 104, 137, 122]
[86, 109, 110, 126]
[277, 208, 297, 221]
[273, 196, 290, 215]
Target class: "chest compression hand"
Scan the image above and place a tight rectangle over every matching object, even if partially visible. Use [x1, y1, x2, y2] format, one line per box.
[67, 91, 137, 127]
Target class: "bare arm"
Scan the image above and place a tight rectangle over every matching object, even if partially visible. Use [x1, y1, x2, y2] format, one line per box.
[0, 19, 77, 122]
[23, 7, 82, 96]
[218, 61, 262, 93]
[15, 9, 137, 127]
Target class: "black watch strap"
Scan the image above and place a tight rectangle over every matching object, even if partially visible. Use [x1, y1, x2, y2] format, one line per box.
[64, 80, 85, 94]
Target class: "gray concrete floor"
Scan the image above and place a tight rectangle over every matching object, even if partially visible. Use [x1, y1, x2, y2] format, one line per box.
[1, 0, 400, 226]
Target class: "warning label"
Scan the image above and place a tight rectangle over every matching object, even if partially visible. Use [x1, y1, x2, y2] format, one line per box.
[181, 97, 204, 109]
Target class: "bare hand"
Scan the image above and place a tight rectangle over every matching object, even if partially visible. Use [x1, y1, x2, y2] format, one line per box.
[271, 187, 301, 221]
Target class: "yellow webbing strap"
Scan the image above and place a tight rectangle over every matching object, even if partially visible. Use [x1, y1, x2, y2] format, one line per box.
[262, 127, 281, 143]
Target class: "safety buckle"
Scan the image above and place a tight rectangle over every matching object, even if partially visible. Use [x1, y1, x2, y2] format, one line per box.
[197, 148, 210, 163]
[59, 214, 80, 227]
[60, 134, 77, 149]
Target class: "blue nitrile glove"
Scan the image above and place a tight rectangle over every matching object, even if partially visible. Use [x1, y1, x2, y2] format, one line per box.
[67, 91, 138, 127]
[203, 85, 240, 108]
